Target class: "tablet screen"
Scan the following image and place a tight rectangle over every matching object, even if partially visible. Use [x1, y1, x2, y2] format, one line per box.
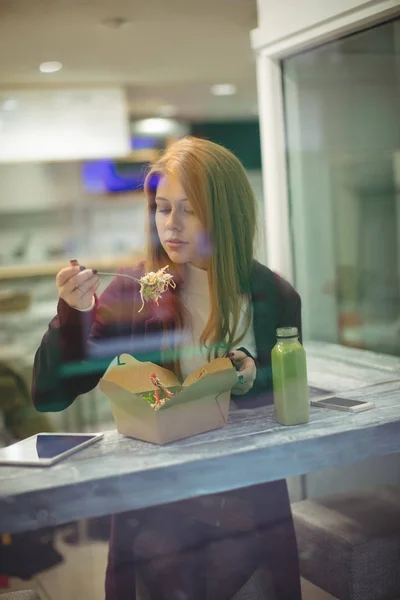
[36, 434, 98, 458]
[0, 434, 101, 465]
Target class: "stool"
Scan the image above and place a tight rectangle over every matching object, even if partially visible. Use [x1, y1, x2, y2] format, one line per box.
[292, 485, 400, 600]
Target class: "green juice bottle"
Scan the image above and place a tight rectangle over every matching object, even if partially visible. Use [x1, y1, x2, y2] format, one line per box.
[271, 327, 309, 426]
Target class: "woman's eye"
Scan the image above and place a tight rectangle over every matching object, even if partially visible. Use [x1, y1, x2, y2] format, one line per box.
[185, 209, 195, 215]
[156, 207, 170, 214]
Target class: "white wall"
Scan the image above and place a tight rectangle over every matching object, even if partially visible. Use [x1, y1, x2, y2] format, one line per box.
[0, 162, 146, 264]
[0, 162, 82, 211]
[256, 0, 394, 45]
[0, 88, 130, 163]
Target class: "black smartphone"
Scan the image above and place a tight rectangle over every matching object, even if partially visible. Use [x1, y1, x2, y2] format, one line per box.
[311, 396, 375, 412]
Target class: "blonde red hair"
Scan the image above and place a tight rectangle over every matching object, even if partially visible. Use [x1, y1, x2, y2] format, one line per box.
[144, 136, 257, 358]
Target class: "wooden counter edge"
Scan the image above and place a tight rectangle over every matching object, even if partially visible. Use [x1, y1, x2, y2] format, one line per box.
[0, 254, 144, 280]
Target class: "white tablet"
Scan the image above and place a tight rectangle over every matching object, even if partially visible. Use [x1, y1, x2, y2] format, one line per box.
[0, 432, 103, 467]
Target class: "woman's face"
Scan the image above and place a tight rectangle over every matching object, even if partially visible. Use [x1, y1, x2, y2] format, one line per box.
[155, 175, 209, 269]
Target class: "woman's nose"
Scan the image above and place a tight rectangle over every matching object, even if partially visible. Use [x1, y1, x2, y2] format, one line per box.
[166, 209, 183, 230]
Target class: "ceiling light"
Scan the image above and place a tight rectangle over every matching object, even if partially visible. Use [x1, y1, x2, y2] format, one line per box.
[133, 118, 189, 138]
[40, 61, 63, 74]
[158, 105, 178, 118]
[210, 84, 237, 96]
[3, 98, 17, 111]
[135, 118, 175, 136]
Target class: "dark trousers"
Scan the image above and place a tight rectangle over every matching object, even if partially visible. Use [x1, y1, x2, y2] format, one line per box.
[105, 481, 302, 600]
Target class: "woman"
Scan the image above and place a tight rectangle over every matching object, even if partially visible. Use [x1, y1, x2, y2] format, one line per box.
[33, 137, 303, 600]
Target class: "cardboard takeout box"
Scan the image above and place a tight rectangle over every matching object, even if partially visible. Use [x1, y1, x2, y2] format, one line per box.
[99, 353, 238, 444]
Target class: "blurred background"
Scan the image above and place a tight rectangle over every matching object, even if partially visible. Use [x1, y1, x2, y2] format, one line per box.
[283, 19, 400, 357]
[0, 1, 399, 599]
[0, 1, 399, 435]
[0, 0, 264, 436]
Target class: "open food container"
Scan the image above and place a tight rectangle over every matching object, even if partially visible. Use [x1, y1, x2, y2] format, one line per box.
[100, 354, 237, 444]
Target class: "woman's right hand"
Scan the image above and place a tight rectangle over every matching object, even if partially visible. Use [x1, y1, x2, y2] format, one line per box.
[56, 259, 100, 310]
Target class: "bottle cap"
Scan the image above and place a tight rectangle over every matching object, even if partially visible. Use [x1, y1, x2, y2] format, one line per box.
[276, 327, 298, 339]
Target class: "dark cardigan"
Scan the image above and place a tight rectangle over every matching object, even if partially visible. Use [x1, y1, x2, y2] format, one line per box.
[32, 260, 303, 600]
[32, 260, 301, 412]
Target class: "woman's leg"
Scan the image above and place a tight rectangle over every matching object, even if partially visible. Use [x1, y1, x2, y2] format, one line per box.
[244, 481, 303, 600]
[105, 480, 302, 600]
[261, 514, 303, 600]
[172, 481, 302, 600]
[135, 486, 300, 600]
[132, 507, 207, 600]
[105, 513, 138, 600]
[105, 508, 208, 600]
[204, 527, 265, 600]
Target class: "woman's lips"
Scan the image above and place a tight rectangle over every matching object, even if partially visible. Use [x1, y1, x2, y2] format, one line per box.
[166, 240, 188, 249]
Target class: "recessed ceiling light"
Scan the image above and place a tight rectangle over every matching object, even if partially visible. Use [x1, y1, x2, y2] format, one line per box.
[133, 118, 189, 137]
[210, 84, 237, 96]
[3, 98, 17, 111]
[40, 61, 63, 74]
[135, 118, 175, 136]
[158, 104, 178, 118]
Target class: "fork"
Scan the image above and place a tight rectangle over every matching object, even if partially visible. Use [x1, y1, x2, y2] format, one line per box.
[92, 270, 141, 284]
[79, 265, 142, 284]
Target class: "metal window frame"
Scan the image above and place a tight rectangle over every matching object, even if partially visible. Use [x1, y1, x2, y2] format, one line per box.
[252, 0, 400, 283]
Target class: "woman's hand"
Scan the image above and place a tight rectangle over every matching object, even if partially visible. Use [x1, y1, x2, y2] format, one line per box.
[229, 350, 257, 396]
[56, 259, 100, 311]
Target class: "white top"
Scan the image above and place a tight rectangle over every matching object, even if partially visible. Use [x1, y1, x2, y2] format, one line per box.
[76, 263, 257, 381]
[179, 262, 257, 380]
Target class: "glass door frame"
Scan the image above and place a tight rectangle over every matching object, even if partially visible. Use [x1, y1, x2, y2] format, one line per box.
[251, 0, 399, 284]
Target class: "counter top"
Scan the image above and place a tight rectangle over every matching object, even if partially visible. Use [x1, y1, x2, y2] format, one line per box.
[1, 342, 400, 534]
[0, 254, 143, 281]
